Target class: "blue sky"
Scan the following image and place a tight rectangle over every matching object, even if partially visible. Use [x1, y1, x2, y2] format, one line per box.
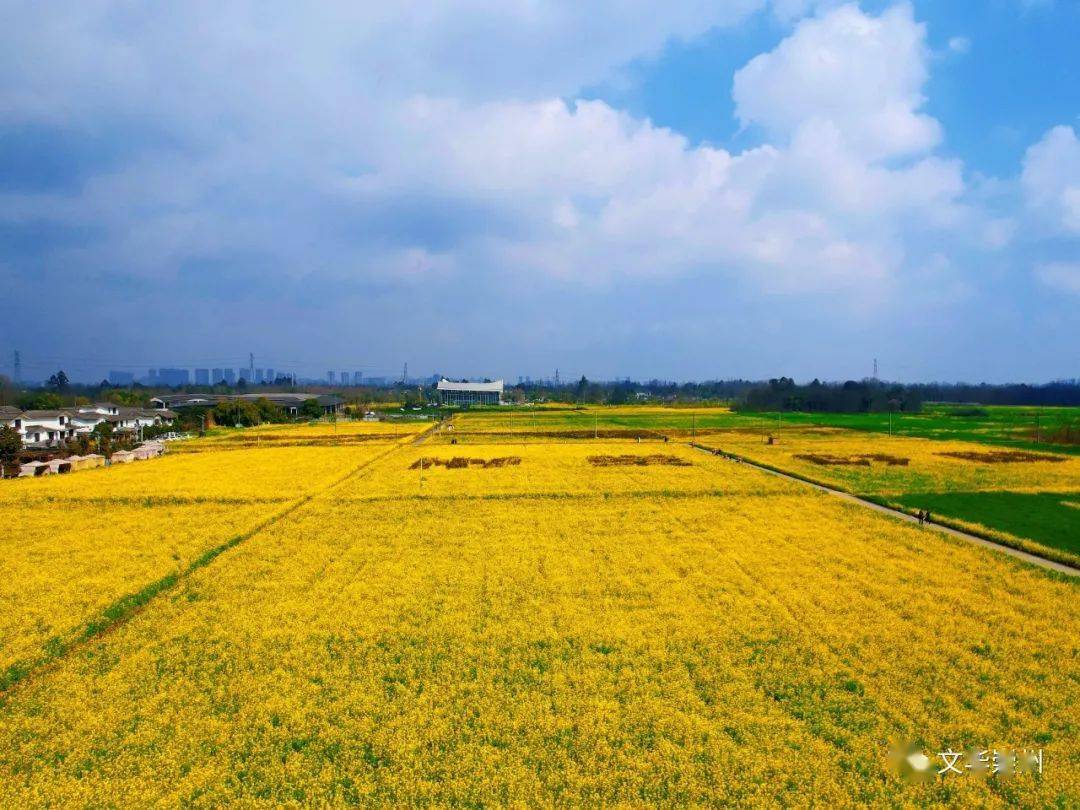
[587, 1, 1080, 176]
[0, 1, 1077, 384]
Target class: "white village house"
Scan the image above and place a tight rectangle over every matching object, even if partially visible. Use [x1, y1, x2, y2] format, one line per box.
[1, 403, 176, 449]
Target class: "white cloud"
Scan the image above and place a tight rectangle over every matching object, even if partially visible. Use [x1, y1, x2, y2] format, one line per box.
[1022, 125, 1080, 234]
[0, 2, 997, 311]
[1035, 262, 1080, 295]
[948, 36, 971, 54]
[0, 1, 766, 124]
[770, 0, 844, 24]
[734, 3, 940, 160]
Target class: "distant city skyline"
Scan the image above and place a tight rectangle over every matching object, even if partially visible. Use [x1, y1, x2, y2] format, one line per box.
[8, 349, 1076, 389]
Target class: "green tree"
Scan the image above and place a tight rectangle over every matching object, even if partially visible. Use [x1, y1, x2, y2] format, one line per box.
[91, 421, 114, 456]
[575, 376, 589, 403]
[254, 397, 286, 423]
[46, 370, 70, 392]
[212, 399, 263, 427]
[107, 389, 148, 406]
[0, 424, 22, 467]
[75, 433, 92, 455]
[17, 391, 64, 410]
[300, 397, 325, 419]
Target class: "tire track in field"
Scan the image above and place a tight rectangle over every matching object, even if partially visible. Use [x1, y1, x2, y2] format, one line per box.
[0, 430, 428, 701]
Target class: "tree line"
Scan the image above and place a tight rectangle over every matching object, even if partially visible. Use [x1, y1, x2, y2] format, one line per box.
[4, 371, 1080, 414]
[506, 377, 1080, 411]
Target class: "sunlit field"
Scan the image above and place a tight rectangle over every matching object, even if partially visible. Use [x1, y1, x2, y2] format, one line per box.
[0, 415, 1076, 806]
[173, 420, 426, 452]
[698, 426, 1080, 565]
[0, 425, 422, 693]
[450, 403, 1080, 455]
[707, 427, 1080, 496]
[0, 445, 392, 501]
[343, 441, 795, 500]
[443, 405, 742, 441]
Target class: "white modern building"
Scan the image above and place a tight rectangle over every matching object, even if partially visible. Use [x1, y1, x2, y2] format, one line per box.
[436, 379, 504, 406]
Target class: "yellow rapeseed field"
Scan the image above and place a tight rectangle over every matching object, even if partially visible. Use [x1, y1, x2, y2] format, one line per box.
[0, 422, 421, 692]
[0, 445, 390, 502]
[170, 419, 427, 452]
[0, 501, 271, 676]
[0, 431, 1076, 806]
[342, 441, 797, 500]
[706, 427, 1080, 496]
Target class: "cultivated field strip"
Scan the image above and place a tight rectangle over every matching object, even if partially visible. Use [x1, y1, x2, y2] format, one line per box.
[338, 442, 799, 500]
[694, 428, 1080, 566]
[0, 429, 425, 696]
[0, 434, 1076, 806]
[703, 429, 1080, 496]
[0, 446, 388, 503]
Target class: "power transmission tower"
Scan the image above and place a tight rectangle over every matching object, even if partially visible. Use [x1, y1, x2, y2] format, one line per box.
[249, 352, 255, 382]
[12, 350, 20, 383]
[873, 358, 878, 379]
[402, 362, 408, 384]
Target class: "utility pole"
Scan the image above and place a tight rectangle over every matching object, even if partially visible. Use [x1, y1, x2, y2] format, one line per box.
[1036, 411, 1041, 444]
[692, 413, 696, 443]
[594, 414, 598, 439]
[419, 454, 424, 492]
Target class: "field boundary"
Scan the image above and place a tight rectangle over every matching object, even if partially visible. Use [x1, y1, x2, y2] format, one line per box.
[689, 443, 1080, 578]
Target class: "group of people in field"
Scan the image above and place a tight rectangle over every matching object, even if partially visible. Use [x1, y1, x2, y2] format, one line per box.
[917, 509, 932, 525]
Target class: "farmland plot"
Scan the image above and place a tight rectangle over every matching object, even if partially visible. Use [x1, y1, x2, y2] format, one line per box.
[0, 434, 1076, 807]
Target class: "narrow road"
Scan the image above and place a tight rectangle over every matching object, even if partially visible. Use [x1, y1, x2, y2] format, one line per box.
[690, 443, 1079, 579]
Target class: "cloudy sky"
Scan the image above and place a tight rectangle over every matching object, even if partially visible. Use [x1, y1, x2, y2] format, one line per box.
[1, 1, 1077, 383]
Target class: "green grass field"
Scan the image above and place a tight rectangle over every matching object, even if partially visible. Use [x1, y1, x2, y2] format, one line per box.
[891, 491, 1080, 558]
[761, 404, 1080, 454]
[464, 403, 1080, 454]
[319, 400, 1080, 454]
